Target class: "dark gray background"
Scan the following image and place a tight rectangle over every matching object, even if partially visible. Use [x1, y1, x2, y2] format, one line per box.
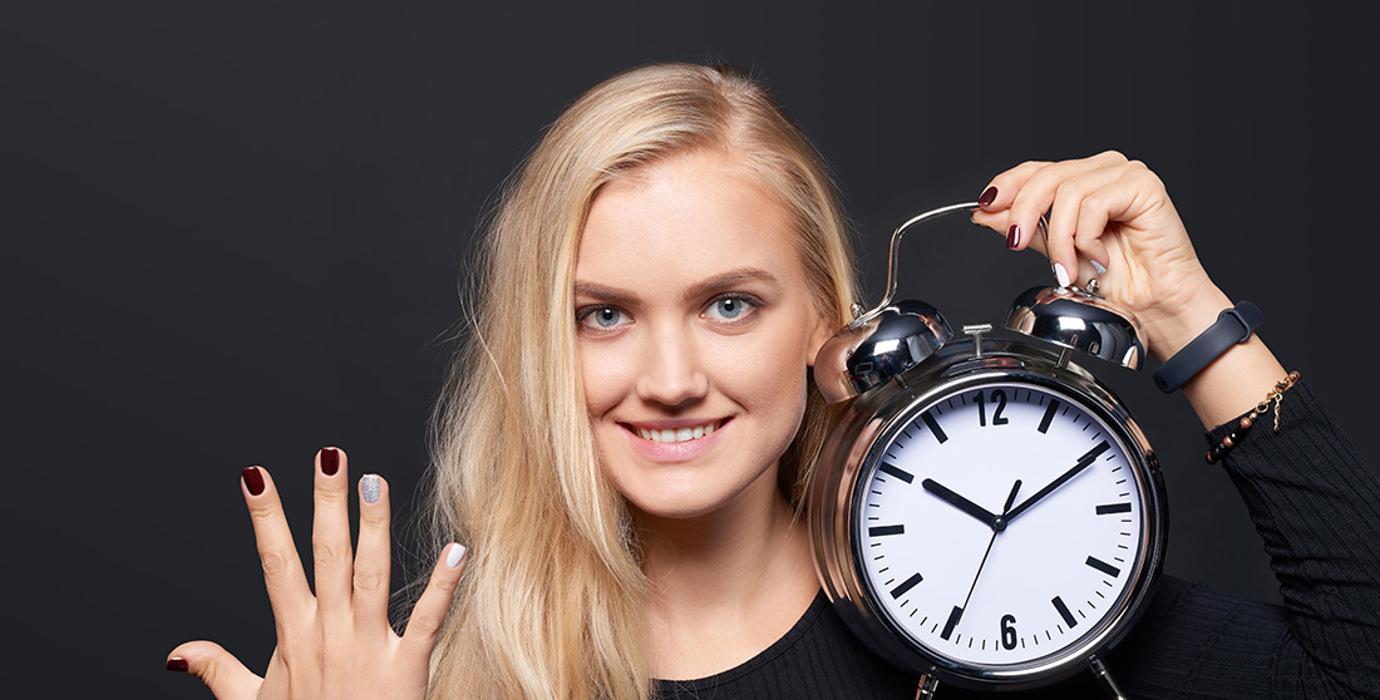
[4, 1, 1376, 697]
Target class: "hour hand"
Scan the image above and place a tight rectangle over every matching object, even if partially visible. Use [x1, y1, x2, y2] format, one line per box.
[922, 479, 1000, 528]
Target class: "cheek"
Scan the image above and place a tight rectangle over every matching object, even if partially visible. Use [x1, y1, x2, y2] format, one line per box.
[579, 341, 637, 417]
[706, 319, 815, 417]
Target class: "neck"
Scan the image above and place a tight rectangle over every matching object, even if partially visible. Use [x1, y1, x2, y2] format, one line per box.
[635, 470, 820, 679]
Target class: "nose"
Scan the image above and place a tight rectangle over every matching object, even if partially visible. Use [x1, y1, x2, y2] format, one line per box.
[636, 323, 710, 407]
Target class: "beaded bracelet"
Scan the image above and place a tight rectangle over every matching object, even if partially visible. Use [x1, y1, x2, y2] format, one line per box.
[1205, 370, 1302, 464]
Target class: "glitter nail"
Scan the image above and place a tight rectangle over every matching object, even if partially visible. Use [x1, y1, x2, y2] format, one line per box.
[361, 474, 381, 504]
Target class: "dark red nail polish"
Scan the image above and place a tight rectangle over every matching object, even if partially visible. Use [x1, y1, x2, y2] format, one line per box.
[320, 447, 340, 476]
[242, 466, 265, 496]
[166, 657, 189, 673]
[979, 186, 998, 207]
[1006, 224, 1021, 249]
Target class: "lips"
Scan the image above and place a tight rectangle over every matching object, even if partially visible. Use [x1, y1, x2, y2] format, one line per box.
[618, 418, 730, 462]
[634, 420, 720, 443]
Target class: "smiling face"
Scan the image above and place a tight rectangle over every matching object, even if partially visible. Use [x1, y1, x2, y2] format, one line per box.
[575, 149, 834, 521]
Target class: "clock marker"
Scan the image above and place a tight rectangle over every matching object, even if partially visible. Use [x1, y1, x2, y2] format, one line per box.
[868, 524, 905, 537]
[921, 411, 948, 444]
[879, 462, 914, 484]
[1097, 503, 1132, 515]
[1038, 399, 1061, 434]
[1085, 556, 1121, 577]
[941, 606, 963, 640]
[1052, 596, 1078, 628]
[890, 572, 923, 599]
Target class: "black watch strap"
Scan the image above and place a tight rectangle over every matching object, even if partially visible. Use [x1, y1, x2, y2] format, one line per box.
[1153, 302, 1263, 393]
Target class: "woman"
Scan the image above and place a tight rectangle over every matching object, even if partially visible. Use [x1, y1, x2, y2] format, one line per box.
[167, 63, 1380, 698]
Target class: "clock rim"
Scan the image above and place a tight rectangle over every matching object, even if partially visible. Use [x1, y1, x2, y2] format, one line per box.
[809, 341, 1167, 691]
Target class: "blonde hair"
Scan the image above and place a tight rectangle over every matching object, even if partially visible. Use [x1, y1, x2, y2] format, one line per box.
[419, 62, 858, 700]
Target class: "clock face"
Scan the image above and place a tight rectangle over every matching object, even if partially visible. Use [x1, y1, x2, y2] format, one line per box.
[855, 381, 1146, 670]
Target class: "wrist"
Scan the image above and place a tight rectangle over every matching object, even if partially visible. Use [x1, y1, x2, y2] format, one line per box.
[1138, 281, 1233, 364]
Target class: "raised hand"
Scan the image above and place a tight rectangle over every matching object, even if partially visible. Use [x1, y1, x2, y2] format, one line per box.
[971, 151, 1287, 427]
[166, 448, 467, 700]
[971, 150, 1230, 364]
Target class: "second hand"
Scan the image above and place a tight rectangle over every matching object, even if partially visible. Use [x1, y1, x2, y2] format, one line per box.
[957, 480, 1023, 626]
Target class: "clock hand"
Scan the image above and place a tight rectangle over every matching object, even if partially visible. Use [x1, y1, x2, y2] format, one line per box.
[921, 479, 1001, 528]
[954, 479, 1023, 632]
[1003, 440, 1110, 524]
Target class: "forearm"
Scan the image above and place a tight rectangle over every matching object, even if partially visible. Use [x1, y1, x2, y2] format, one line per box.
[1211, 384, 1380, 697]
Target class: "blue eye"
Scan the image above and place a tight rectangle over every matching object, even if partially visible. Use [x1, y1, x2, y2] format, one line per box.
[579, 303, 629, 331]
[589, 307, 623, 328]
[706, 295, 758, 321]
[715, 298, 744, 318]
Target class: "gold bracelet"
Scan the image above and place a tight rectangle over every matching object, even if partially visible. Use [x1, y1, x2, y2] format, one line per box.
[1205, 371, 1302, 464]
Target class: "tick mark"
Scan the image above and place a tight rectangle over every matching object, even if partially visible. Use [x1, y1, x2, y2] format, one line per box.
[1052, 596, 1078, 629]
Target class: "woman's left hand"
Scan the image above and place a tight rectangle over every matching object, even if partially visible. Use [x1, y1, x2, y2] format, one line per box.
[971, 151, 1230, 362]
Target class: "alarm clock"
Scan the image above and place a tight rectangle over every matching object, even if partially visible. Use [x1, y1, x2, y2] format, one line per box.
[808, 203, 1166, 698]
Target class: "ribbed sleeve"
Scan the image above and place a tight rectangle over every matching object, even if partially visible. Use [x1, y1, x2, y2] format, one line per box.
[1204, 381, 1380, 698]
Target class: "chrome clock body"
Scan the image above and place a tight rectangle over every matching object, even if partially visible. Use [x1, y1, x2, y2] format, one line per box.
[809, 333, 1165, 691]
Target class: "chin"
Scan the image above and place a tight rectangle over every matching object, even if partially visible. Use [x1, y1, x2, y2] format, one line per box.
[614, 464, 779, 523]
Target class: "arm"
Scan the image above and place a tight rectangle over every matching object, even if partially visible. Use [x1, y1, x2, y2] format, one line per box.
[973, 153, 1380, 698]
[1209, 383, 1380, 697]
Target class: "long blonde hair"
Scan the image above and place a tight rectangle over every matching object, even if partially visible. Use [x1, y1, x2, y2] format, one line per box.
[420, 62, 858, 700]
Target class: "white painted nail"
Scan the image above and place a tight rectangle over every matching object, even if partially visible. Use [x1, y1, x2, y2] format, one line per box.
[1053, 262, 1072, 288]
[445, 543, 467, 569]
[1091, 259, 1108, 276]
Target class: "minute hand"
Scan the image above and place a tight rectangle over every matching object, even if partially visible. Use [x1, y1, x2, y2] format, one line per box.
[1003, 441, 1110, 523]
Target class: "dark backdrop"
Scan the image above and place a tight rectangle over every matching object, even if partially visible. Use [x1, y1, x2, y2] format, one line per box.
[4, 1, 1377, 697]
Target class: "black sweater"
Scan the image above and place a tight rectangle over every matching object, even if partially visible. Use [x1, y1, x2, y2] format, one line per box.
[656, 383, 1380, 699]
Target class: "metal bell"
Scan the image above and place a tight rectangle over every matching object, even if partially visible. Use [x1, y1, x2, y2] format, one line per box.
[814, 300, 952, 404]
[1005, 284, 1145, 370]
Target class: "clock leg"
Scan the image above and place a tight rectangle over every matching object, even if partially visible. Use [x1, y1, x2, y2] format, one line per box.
[1089, 657, 1128, 700]
[913, 674, 940, 699]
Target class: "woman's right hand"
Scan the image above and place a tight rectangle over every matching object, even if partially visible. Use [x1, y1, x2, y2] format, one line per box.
[167, 448, 467, 699]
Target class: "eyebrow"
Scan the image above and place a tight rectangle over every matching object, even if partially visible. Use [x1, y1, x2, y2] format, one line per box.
[573, 268, 780, 305]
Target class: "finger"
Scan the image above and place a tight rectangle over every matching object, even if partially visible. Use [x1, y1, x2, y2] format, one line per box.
[972, 160, 1048, 250]
[352, 473, 393, 635]
[167, 641, 263, 700]
[1074, 197, 1112, 279]
[398, 543, 467, 663]
[242, 465, 313, 630]
[1045, 165, 1124, 276]
[1010, 156, 1124, 263]
[975, 159, 1049, 213]
[313, 446, 354, 618]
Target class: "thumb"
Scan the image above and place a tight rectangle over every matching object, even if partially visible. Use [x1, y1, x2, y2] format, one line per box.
[167, 640, 263, 699]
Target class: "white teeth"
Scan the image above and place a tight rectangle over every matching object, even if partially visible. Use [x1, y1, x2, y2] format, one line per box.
[636, 422, 718, 443]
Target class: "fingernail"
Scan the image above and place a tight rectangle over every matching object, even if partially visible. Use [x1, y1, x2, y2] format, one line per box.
[1006, 224, 1021, 249]
[242, 466, 265, 496]
[1053, 262, 1072, 288]
[320, 447, 340, 476]
[978, 186, 998, 207]
[446, 543, 467, 569]
[166, 657, 189, 673]
[360, 474, 381, 504]
[1091, 259, 1108, 276]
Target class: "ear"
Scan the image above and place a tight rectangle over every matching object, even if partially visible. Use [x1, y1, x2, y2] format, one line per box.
[806, 312, 840, 368]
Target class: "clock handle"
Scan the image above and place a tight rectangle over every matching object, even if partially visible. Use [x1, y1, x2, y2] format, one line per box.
[1089, 657, 1129, 700]
[855, 202, 1048, 327]
[913, 674, 940, 699]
